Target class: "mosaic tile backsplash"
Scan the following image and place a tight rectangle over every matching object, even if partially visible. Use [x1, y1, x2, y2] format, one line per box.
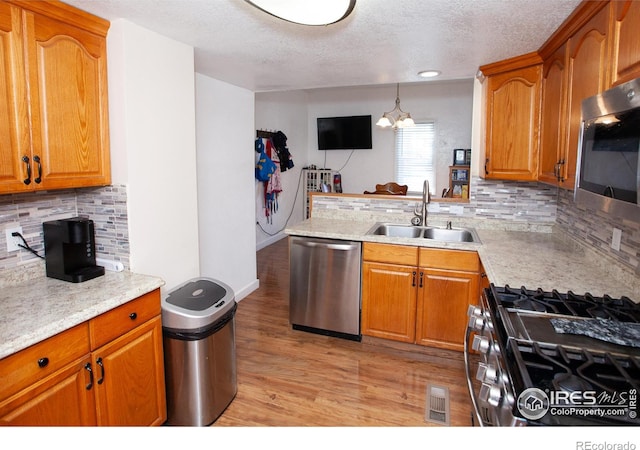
[556, 188, 639, 276]
[0, 185, 130, 271]
[1, 178, 637, 280]
[311, 177, 639, 275]
[312, 177, 557, 229]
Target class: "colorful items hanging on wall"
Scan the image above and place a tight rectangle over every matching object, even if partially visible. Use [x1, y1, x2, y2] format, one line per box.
[255, 130, 294, 224]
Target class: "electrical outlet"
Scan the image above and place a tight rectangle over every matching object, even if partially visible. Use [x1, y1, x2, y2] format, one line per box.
[5, 226, 23, 252]
[611, 227, 622, 251]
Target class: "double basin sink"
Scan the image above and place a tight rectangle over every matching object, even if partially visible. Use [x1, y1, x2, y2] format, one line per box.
[366, 222, 481, 243]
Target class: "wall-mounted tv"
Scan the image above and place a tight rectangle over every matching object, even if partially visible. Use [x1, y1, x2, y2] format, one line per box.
[317, 115, 372, 150]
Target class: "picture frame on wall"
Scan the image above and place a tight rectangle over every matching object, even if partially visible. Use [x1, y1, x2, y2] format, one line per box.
[453, 149, 466, 166]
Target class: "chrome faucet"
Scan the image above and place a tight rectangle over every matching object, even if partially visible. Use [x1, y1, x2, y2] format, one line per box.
[413, 180, 430, 226]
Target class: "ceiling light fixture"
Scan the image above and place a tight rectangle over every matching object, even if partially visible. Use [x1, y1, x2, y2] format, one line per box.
[376, 83, 415, 129]
[245, 0, 356, 26]
[418, 70, 441, 78]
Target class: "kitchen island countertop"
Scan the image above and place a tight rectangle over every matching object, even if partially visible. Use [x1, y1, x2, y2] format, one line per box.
[0, 269, 164, 360]
[285, 218, 639, 301]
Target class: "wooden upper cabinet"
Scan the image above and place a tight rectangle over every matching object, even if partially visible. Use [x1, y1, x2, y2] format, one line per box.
[539, 43, 569, 186]
[481, 55, 542, 181]
[0, 0, 110, 194]
[610, 0, 640, 86]
[0, 3, 30, 192]
[564, 3, 610, 190]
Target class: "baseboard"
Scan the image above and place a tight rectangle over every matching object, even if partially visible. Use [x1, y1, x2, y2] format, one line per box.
[256, 231, 287, 251]
[234, 278, 260, 302]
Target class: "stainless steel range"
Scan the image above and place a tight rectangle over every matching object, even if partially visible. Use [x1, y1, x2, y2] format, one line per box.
[465, 284, 640, 426]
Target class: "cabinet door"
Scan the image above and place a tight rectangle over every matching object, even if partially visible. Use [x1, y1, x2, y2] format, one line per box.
[93, 316, 166, 426]
[539, 43, 568, 186]
[0, 356, 96, 426]
[0, 2, 31, 193]
[415, 268, 479, 351]
[484, 65, 541, 181]
[610, 0, 640, 86]
[22, 8, 110, 190]
[361, 261, 417, 343]
[565, 4, 609, 190]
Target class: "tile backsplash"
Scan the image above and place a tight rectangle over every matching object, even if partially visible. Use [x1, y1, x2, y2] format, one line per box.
[2, 178, 637, 283]
[556, 188, 639, 276]
[311, 177, 639, 277]
[312, 177, 557, 231]
[0, 185, 129, 271]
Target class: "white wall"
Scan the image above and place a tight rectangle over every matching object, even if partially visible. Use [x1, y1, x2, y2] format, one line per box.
[254, 90, 310, 249]
[107, 19, 200, 292]
[195, 74, 259, 300]
[305, 81, 474, 196]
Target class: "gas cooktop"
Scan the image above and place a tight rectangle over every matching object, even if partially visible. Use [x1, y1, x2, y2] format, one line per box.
[489, 285, 640, 322]
[466, 284, 640, 427]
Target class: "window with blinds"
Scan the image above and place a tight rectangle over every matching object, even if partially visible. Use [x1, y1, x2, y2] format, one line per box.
[394, 122, 436, 194]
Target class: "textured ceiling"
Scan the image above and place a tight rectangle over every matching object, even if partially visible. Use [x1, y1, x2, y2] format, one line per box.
[63, 0, 582, 92]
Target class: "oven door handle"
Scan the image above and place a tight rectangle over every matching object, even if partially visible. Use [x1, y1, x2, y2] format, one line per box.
[464, 325, 486, 427]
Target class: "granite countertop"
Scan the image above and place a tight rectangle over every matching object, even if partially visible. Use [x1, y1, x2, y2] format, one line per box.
[285, 217, 639, 301]
[0, 270, 165, 360]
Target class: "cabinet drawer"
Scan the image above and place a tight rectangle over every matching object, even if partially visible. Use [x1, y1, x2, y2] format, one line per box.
[419, 248, 480, 272]
[0, 323, 89, 402]
[89, 289, 161, 350]
[363, 243, 418, 266]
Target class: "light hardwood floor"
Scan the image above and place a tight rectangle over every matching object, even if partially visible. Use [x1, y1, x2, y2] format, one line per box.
[214, 237, 474, 426]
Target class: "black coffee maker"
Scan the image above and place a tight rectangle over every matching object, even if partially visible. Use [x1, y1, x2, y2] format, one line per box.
[43, 217, 105, 283]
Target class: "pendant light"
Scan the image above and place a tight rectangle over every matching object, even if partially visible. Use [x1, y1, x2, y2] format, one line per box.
[376, 83, 415, 129]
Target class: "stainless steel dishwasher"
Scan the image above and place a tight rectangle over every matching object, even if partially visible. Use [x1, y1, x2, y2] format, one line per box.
[289, 236, 362, 341]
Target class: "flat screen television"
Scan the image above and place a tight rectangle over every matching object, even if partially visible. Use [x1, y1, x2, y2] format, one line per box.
[317, 115, 372, 150]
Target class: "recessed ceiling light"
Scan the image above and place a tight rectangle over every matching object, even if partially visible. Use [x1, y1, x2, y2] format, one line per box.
[246, 0, 356, 26]
[418, 70, 441, 78]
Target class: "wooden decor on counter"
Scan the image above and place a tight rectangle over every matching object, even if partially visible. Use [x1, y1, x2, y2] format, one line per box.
[363, 182, 408, 195]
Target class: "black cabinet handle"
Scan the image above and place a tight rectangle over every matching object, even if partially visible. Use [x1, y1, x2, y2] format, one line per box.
[419, 271, 424, 288]
[37, 357, 49, 368]
[22, 156, 31, 185]
[129, 312, 137, 320]
[33, 155, 42, 184]
[412, 271, 416, 287]
[96, 357, 104, 385]
[484, 158, 489, 175]
[85, 363, 93, 390]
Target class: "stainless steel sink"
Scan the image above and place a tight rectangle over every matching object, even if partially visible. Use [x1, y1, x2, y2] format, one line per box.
[368, 224, 423, 238]
[366, 222, 480, 243]
[422, 227, 477, 243]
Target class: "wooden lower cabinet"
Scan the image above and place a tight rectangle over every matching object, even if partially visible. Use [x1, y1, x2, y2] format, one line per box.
[93, 316, 166, 426]
[0, 289, 166, 426]
[416, 269, 479, 351]
[361, 262, 417, 343]
[0, 356, 96, 425]
[361, 242, 481, 351]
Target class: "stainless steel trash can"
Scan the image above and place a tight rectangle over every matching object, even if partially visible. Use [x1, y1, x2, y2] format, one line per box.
[161, 277, 237, 426]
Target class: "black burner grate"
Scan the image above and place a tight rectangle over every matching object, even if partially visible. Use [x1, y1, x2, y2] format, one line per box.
[492, 285, 640, 322]
[508, 340, 640, 425]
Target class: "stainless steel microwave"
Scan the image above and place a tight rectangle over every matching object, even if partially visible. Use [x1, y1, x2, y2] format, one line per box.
[575, 77, 640, 221]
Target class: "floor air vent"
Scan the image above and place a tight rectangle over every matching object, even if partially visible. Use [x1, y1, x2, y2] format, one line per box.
[425, 384, 450, 425]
